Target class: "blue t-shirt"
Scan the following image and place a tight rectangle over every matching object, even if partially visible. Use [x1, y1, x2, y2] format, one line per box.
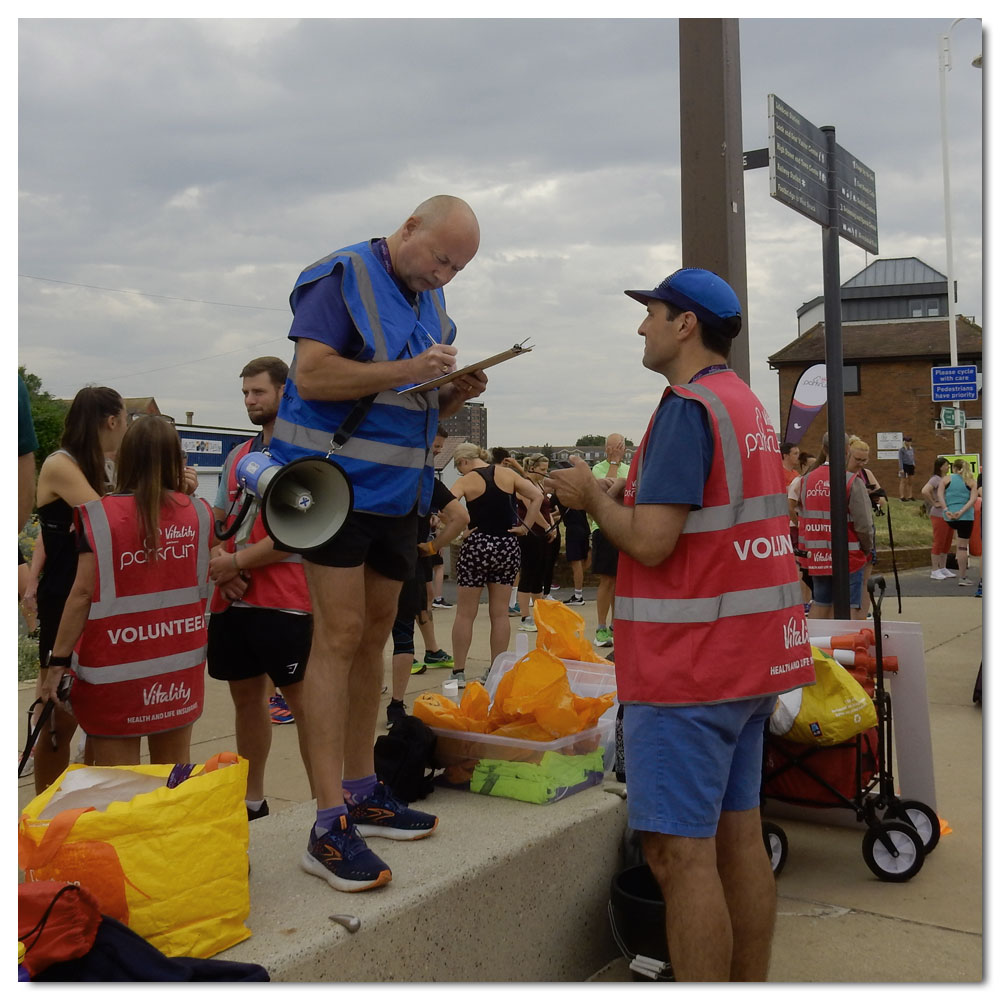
[288, 238, 414, 358]
[634, 392, 714, 509]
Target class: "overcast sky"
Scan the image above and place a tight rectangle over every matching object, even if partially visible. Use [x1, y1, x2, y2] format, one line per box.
[16, 16, 987, 451]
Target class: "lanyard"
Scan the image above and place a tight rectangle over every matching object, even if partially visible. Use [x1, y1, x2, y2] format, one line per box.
[689, 364, 729, 383]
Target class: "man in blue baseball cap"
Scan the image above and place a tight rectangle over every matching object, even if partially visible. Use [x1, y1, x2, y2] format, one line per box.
[546, 268, 813, 981]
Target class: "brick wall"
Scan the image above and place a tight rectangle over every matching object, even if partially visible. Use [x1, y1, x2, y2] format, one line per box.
[777, 358, 983, 487]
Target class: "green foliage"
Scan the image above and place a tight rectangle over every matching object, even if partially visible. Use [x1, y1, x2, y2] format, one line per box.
[575, 434, 635, 448]
[19, 633, 40, 682]
[20, 366, 68, 469]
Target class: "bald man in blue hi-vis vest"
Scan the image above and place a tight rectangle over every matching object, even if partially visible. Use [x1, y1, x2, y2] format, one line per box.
[546, 268, 815, 982]
[268, 196, 486, 893]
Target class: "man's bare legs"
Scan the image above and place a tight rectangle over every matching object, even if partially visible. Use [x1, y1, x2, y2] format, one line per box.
[300, 563, 401, 807]
[229, 674, 273, 802]
[642, 806, 775, 982]
[716, 807, 776, 981]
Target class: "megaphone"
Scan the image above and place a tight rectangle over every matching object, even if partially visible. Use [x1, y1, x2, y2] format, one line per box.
[216, 451, 354, 553]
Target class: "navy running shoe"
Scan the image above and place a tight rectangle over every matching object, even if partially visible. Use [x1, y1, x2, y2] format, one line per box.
[269, 692, 294, 725]
[347, 781, 439, 841]
[301, 815, 392, 892]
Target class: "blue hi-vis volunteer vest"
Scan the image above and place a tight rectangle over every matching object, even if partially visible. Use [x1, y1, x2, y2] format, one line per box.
[269, 240, 456, 517]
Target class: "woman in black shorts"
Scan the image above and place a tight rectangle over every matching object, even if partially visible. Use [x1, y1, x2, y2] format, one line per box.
[447, 444, 545, 686]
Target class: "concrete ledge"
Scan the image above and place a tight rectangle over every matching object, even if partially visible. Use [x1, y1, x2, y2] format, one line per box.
[220, 782, 628, 982]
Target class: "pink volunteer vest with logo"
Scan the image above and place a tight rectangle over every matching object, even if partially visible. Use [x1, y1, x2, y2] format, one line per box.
[797, 466, 868, 575]
[614, 371, 814, 706]
[70, 494, 212, 737]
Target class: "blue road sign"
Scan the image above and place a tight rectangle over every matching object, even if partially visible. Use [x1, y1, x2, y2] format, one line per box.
[931, 365, 979, 402]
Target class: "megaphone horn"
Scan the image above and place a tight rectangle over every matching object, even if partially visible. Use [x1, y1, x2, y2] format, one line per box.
[234, 452, 354, 554]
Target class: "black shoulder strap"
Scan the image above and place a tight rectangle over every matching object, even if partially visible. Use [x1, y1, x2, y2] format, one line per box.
[330, 394, 378, 451]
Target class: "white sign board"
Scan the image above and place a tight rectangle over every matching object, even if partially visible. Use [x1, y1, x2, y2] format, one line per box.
[877, 431, 902, 462]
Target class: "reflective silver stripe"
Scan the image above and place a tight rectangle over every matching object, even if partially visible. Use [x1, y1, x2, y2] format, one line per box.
[801, 539, 862, 551]
[84, 498, 211, 620]
[272, 418, 427, 468]
[83, 498, 118, 606]
[427, 290, 451, 342]
[342, 251, 391, 362]
[683, 493, 789, 533]
[75, 647, 205, 685]
[192, 501, 212, 598]
[89, 587, 208, 621]
[615, 581, 803, 624]
[636, 382, 784, 532]
[682, 381, 745, 508]
[800, 509, 832, 521]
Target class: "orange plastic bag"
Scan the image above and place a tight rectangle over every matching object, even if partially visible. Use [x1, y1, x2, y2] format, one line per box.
[413, 682, 490, 732]
[488, 648, 614, 739]
[533, 598, 612, 664]
[414, 651, 614, 741]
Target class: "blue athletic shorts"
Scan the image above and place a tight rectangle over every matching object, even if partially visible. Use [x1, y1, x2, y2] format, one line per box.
[623, 696, 776, 838]
[810, 567, 864, 609]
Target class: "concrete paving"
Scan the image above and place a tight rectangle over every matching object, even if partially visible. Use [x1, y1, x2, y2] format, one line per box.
[17, 567, 984, 982]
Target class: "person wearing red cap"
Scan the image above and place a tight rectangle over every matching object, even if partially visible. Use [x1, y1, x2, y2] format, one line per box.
[546, 268, 814, 982]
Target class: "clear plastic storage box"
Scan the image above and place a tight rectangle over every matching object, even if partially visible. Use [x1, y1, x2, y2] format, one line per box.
[429, 651, 618, 804]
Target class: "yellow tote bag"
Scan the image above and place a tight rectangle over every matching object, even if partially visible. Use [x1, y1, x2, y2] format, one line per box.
[770, 646, 878, 746]
[18, 753, 251, 959]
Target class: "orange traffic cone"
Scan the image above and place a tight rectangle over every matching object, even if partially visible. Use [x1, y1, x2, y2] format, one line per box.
[811, 629, 875, 652]
[819, 648, 899, 672]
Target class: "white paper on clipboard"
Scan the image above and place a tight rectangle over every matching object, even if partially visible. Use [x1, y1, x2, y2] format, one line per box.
[398, 339, 533, 393]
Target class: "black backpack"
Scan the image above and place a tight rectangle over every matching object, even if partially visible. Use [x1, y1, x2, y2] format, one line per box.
[374, 716, 439, 802]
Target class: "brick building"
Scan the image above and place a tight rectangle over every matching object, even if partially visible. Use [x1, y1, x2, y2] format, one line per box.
[768, 258, 983, 486]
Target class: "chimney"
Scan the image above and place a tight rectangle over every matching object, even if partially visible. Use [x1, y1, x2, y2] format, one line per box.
[185, 412, 194, 425]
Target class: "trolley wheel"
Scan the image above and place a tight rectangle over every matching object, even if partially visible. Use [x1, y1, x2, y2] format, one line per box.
[862, 820, 925, 882]
[886, 799, 941, 855]
[762, 821, 788, 876]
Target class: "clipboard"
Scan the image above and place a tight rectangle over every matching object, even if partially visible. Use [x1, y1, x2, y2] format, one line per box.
[399, 338, 533, 393]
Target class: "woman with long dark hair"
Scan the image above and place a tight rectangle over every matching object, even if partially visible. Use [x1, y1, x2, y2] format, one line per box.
[24, 386, 127, 792]
[41, 416, 213, 766]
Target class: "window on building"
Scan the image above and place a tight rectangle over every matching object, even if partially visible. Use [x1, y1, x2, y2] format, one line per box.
[843, 365, 859, 395]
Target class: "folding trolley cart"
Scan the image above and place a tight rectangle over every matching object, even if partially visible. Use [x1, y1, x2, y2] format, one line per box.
[761, 576, 940, 882]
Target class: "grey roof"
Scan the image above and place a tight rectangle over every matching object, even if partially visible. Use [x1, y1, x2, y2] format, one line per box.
[842, 257, 947, 288]
[797, 257, 949, 317]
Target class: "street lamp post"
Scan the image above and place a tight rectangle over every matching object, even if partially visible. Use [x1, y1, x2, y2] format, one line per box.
[938, 18, 982, 454]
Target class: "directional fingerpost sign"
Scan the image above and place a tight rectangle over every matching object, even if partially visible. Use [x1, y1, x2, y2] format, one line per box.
[766, 94, 880, 620]
[768, 94, 879, 254]
[768, 95, 829, 227]
[834, 148, 878, 255]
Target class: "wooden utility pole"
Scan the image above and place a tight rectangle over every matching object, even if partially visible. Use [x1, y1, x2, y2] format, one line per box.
[678, 19, 750, 384]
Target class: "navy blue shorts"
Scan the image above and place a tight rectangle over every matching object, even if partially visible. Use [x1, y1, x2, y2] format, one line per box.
[810, 567, 864, 609]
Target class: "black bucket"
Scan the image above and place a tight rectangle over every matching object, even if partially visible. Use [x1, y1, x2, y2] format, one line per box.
[608, 864, 671, 978]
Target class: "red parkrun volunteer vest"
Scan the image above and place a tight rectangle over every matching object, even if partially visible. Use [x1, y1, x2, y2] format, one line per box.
[209, 439, 311, 615]
[797, 466, 868, 575]
[69, 494, 212, 738]
[614, 371, 815, 706]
